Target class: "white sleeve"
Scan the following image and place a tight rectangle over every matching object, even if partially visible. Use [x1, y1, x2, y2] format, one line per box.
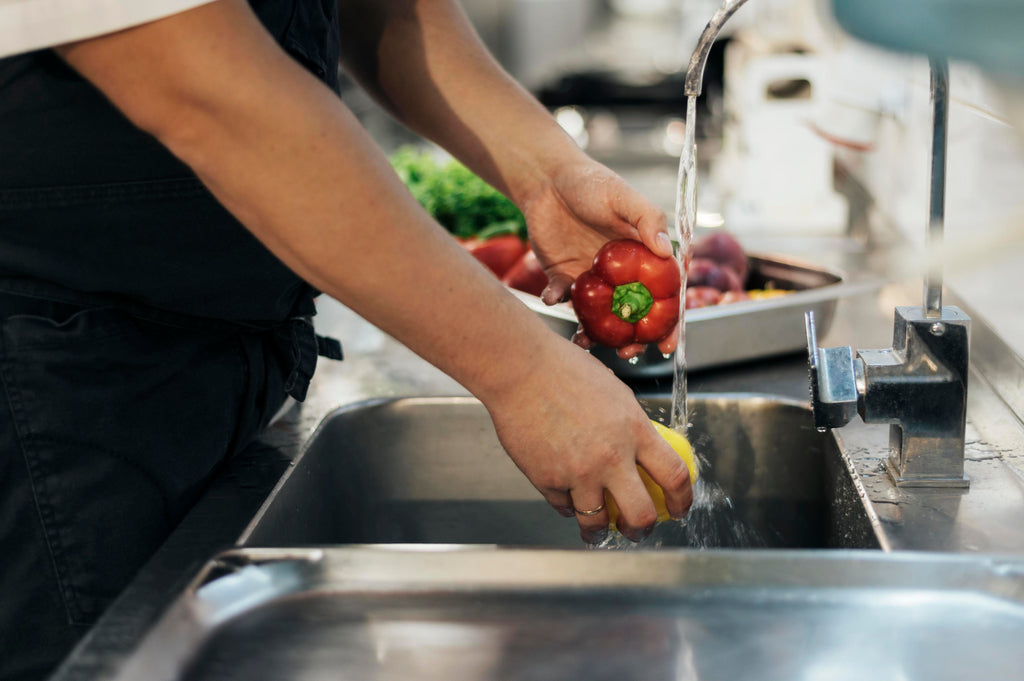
[0, 0, 220, 59]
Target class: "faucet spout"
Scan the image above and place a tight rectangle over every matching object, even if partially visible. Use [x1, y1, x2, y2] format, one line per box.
[684, 0, 753, 97]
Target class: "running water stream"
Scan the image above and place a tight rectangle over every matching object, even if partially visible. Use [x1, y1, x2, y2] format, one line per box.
[670, 95, 699, 434]
[598, 95, 768, 550]
[598, 0, 769, 550]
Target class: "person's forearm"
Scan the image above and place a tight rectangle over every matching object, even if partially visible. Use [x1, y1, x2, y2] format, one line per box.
[56, 1, 694, 541]
[337, 0, 588, 206]
[57, 0, 567, 404]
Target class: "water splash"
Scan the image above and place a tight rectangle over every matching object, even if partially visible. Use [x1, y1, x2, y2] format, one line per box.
[592, 479, 766, 551]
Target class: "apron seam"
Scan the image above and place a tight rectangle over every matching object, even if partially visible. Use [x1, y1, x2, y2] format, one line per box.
[2, 317, 135, 350]
[0, 280, 270, 333]
[0, 339, 78, 625]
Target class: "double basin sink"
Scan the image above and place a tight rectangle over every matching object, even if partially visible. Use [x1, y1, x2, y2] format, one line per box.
[99, 394, 1024, 681]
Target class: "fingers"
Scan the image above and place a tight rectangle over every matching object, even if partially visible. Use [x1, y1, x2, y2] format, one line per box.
[651, 230, 675, 259]
[541, 484, 614, 545]
[615, 343, 644, 360]
[568, 490, 611, 544]
[571, 326, 594, 350]
[604, 473, 659, 543]
[656, 325, 679, 356]
[612, 187, 673, 258]
[540, 489, 577, 519]
[541, 272, 574, 305]
[636, 429, 693, 520]
[576, 332, 674, 361]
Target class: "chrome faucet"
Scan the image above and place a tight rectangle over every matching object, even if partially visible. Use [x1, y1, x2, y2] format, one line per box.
[805, 59, 971, 488]
[684, 0, 752, 98]
[684, 2, 971, 486]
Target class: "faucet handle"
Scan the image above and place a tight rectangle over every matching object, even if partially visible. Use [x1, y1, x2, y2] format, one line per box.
[805, 311, 861, 430]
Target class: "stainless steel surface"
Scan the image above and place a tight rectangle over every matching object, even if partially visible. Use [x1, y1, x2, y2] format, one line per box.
[240, 394, 881, 550]
[925, 58, 949, 317]
[518, 252, 872, 377]
[684, 0, 752, 97]
[113, 547, 1024, 681]
[52, 281, 1024, 681]
[49, 66, 1024, 680]
[806, 309, 861, 427]
[807, 306, 971, 487]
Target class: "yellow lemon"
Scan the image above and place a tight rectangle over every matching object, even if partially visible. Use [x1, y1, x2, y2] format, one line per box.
[605, 420, 698, 527]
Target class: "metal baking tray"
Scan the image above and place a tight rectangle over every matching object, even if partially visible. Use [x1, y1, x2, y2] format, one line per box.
[111, 547, 1024, 681]
[511, 253, 877, 378]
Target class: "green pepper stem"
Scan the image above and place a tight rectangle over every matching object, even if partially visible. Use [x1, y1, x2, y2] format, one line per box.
[612, 282, 654, 323]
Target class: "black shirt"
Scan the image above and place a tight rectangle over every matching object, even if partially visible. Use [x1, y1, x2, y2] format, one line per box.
[0, 0, 341, 323]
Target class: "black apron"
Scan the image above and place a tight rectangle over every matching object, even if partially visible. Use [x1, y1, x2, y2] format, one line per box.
[0, 3, 342, 679]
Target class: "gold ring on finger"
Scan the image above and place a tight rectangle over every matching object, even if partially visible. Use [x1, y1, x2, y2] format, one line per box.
[573, 503, 605, 516]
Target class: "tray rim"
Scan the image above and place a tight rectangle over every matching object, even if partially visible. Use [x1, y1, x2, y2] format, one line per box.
[508, 250, 855, 328]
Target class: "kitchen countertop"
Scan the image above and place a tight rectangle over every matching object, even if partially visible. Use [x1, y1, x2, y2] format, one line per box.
[51, 227, 1024, 680]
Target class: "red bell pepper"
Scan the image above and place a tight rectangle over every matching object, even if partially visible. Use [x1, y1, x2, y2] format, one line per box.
[459, 234, 528, 278]
[570, 239, 681, 348]
[501, 247, 548, 297]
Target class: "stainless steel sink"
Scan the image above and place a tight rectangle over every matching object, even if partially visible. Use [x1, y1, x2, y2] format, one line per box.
[112, 547, 1024, 681]
[241, 394, 882, 549]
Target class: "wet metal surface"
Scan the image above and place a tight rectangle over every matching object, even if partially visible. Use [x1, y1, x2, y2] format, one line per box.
[51, 237, 1024, 679]
[112, 547, 1024, 681]
[241, 395, 881, 550]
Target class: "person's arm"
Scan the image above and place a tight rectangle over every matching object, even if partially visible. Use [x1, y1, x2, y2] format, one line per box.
[337, 1, 676, 346]
[337, 1, 568, 203]
[55, 0, 691, 541]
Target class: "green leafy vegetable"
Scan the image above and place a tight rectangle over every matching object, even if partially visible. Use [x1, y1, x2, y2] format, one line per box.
[389, 146, 527, 240]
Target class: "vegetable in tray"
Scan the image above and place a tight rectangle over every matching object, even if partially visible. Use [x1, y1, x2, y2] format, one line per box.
[390, 148, 792, 341]
[390, 147, 526, 241]
[391, 147, 545, 294]
[683, 231, 792, 309]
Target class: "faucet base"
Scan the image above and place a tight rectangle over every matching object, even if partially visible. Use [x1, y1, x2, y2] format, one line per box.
[876, 306, 971, 488]
[883, 458, 969, 488]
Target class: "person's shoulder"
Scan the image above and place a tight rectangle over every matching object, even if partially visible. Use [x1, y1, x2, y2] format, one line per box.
[0, 0, 220, 59]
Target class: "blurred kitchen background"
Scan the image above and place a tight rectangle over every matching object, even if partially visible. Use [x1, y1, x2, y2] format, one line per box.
[343, 0, 1024, 357]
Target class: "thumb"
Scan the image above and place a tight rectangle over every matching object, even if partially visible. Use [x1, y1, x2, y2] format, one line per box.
[613, 190, 673, 258]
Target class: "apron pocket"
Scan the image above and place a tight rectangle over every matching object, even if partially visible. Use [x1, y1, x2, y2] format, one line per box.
[1, 306, 248, 625]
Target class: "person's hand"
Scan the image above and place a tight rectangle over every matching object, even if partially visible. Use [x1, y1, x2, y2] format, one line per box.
[520, 158, 678, 359]
[484, 339, 693, 544]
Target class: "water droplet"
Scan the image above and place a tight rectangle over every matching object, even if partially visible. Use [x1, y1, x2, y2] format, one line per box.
[930, 322, 946, 336]
[628, 355, 640, 365]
